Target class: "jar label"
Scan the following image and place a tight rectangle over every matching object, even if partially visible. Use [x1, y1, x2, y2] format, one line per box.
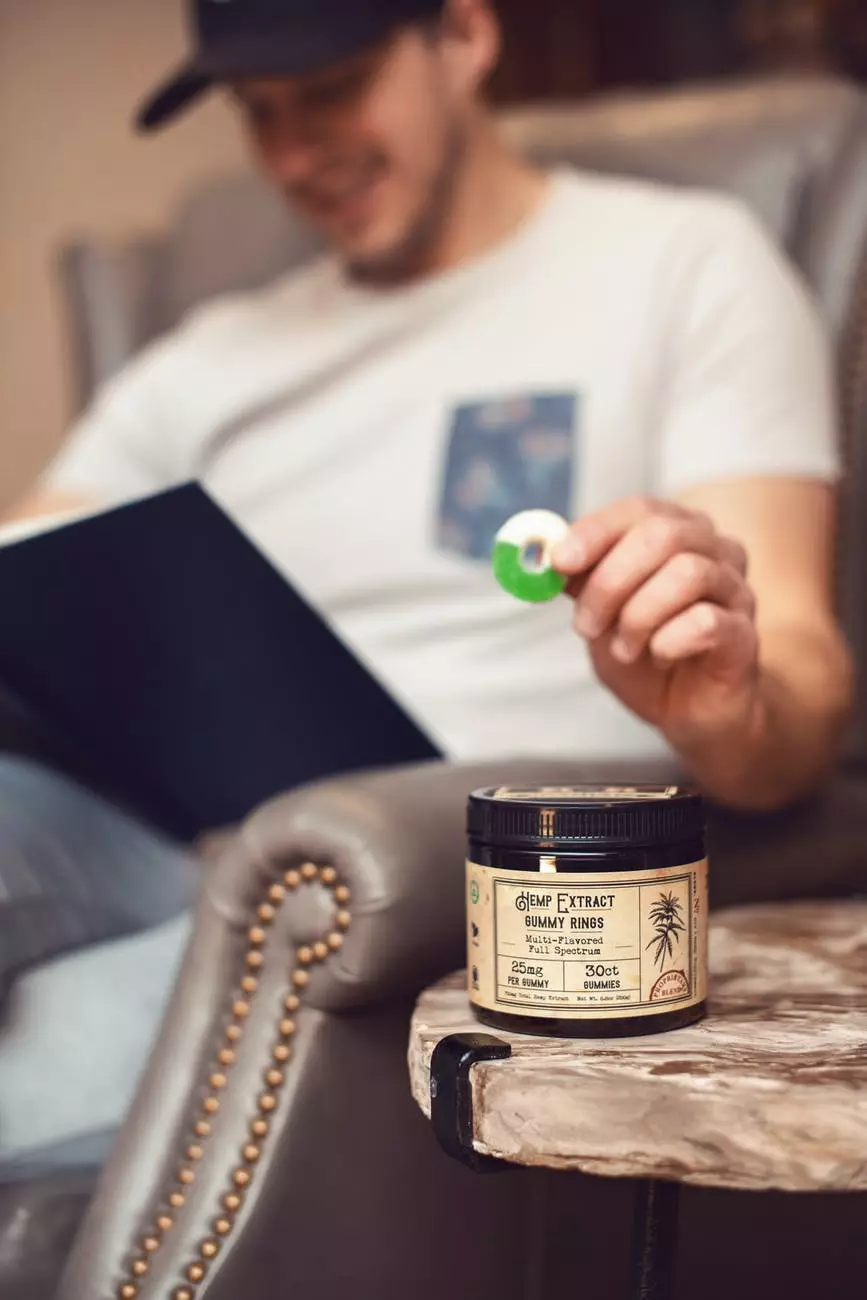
[467, 859, 708, 1020]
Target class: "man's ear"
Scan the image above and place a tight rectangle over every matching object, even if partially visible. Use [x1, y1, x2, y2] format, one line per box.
[439, 0, 501, 94]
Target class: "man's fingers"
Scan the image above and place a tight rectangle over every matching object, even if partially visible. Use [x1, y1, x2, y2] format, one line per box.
[718, 534, 749, 578]
[553, 496, 686, 575]
[571, 512, 723, 640]
[610, 557, 755, 664]
[648, 604, 758, 673]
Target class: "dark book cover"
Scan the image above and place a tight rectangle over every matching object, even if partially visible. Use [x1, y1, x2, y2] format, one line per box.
[0, 484, 441, 841]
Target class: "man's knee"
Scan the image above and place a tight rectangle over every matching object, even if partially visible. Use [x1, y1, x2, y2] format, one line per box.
[0, 913, 193, 1163]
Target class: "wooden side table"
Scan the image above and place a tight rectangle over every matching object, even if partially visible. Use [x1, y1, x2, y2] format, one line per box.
[409, 900, 867, 1300]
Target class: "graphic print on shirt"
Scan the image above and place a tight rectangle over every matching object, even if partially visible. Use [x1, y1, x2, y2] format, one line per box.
[437, 394, 577, 561]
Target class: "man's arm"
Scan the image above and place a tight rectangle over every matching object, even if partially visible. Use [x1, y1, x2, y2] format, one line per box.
[674, 476, 851, 807]
[548, 191, 849, 811]
[553, 481, 852, 812]
[3, 490, 98, 526]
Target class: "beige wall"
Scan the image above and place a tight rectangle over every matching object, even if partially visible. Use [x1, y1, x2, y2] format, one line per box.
[0, 0, 249, 504]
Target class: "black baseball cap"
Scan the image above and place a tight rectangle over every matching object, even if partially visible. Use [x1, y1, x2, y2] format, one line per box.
[137, 0, 446, 133]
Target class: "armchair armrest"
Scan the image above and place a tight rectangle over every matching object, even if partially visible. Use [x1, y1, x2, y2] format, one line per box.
[57, 758, 867, 1299]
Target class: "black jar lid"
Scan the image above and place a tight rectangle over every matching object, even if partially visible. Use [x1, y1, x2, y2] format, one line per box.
[468, 784, 704, 849]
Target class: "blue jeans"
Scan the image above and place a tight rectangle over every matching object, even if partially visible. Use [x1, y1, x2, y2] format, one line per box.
[0, 759, 199, 1172]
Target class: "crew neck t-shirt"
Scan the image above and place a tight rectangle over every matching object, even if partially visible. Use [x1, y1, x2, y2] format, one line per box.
[44, 169, 839, 762]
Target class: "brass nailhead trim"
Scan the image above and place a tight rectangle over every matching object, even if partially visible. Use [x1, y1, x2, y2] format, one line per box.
[115, 859, 351, 1300]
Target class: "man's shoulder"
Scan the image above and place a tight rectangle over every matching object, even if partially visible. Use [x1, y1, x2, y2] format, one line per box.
[97, 253, 335, 406]
[170, 253, 335, 348]
[554, 167, 764, 252]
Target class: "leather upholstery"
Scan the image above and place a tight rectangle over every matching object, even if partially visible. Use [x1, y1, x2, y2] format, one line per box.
[503, 77, 867, 345]
[0, 1170, 97, 1300]
[59, 180, 321, 413]
[48, 77, 867, 1300]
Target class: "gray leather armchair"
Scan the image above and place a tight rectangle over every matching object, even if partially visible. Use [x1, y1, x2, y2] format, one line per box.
[55, 763, 867, 1300]
[16, 74, 867, 1299]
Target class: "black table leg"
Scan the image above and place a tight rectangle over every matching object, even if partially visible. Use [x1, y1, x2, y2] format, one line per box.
[428, 1035, 683, 1298]
[629, 1179, 681, 1300]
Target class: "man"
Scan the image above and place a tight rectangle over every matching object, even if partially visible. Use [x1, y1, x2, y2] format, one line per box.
[0, 0, 851, 1165]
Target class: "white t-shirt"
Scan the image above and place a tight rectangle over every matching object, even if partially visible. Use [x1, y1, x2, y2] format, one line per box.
[45, 169, 839, 762]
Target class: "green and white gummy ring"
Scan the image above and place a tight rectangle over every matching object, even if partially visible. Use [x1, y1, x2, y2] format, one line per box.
[492, 510, 570, 604]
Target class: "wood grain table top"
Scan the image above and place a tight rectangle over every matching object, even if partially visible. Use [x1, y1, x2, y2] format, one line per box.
[409, 901, 867, 1191]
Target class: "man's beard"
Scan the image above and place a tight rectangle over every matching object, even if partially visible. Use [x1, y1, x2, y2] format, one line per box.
[344, 120, 468, 287]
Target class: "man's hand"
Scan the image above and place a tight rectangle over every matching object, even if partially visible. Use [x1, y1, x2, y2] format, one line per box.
[552, 496, 759, 744]
[551, 482, 852, 811]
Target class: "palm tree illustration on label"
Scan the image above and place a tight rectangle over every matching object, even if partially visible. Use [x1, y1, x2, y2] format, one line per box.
[647, 891, 690, 1002]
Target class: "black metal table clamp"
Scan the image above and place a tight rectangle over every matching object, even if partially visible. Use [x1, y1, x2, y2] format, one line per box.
[429, 1033, 512, 1173]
